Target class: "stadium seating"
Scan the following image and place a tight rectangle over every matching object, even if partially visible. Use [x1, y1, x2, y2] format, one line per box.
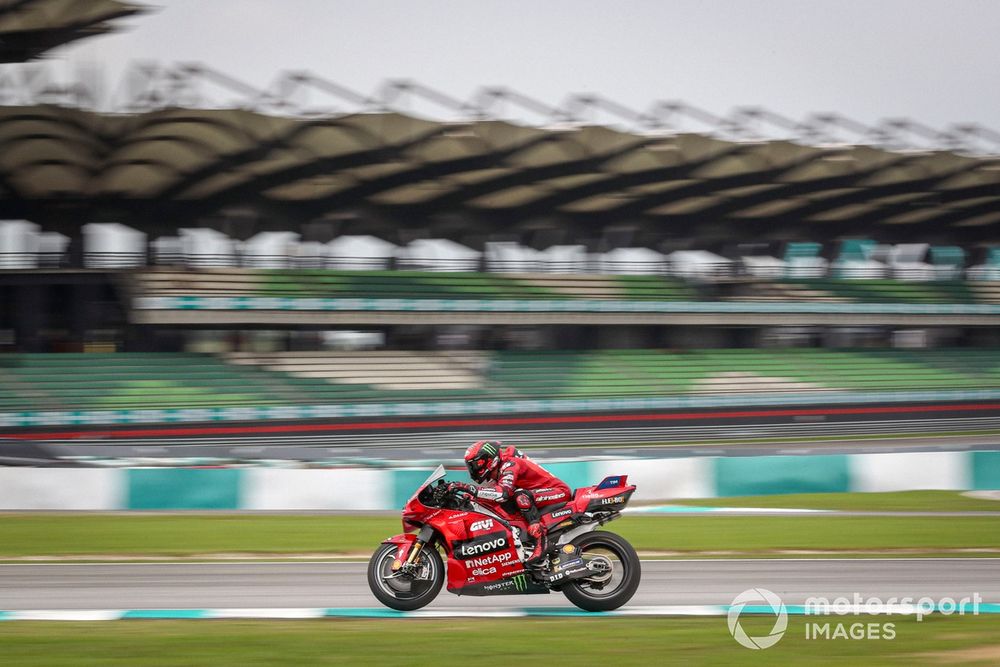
[0, 353, 328, 411]
[225, 351, 490, 392]
[2, 349, 1000, 415]
[130, 268, 700, 301]
[734, 279, 993, 304]
[130, 268, 1000, 307]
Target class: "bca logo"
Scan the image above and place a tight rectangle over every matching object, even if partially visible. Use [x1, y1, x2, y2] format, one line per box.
[470, 519, 494, 532]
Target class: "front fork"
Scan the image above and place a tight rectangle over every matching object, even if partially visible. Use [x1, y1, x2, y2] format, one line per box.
[389, 525, 435, 575]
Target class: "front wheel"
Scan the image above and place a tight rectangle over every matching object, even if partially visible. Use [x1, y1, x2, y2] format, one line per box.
[367, 542, 444, 611]
[561, 531, 641, 612]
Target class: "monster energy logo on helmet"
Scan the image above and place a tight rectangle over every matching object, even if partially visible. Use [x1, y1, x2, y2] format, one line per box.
[481, 442, 498, 456]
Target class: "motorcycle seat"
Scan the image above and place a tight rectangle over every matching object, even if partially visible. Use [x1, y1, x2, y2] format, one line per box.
[541, 502, 568, 516]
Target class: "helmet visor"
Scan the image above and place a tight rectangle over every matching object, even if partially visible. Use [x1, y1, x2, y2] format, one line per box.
[467, 456, 489, 483]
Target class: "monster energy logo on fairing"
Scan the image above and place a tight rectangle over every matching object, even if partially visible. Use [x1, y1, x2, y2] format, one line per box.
[512, 574, 528, 592]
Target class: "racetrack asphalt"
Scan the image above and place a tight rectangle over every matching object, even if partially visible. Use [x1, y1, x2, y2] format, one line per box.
[2, 559, 997, 611]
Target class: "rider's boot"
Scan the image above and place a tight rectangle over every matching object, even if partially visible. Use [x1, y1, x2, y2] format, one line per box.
[524, 522, 549, 569]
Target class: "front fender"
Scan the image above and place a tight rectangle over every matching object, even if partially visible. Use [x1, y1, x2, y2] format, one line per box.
[382, 533, 418, 565]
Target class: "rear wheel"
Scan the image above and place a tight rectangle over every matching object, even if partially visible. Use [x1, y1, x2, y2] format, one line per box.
[367, 542, 444, 611]
[561, 531, 641, 612]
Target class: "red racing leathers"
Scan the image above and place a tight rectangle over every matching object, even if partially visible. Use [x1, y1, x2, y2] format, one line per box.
[470, 446, 570, 508]
[466, 446, 570, 565]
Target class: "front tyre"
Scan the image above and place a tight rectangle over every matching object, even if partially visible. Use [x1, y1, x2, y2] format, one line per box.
[561, 531, 641, 612]
[367, 543, 444, 611]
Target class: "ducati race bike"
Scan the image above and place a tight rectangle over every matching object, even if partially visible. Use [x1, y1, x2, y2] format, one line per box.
[367, 465, 641, 612]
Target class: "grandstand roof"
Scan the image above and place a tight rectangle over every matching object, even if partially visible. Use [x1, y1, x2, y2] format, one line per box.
[1, 104, 999, 241]
[0, 0, 144, 63]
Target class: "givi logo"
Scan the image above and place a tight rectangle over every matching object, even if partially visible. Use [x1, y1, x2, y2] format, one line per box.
[470, 519, 494, 532]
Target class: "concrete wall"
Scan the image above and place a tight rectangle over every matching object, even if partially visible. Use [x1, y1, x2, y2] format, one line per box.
[2, 451, 998, 510]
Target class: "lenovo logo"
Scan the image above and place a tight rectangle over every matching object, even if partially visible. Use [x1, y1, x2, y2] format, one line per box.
[455, 531, 510, 558]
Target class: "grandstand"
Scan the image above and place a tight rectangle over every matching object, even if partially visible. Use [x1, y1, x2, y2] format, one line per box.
[1, 11, 999, 430]
[128, 268, 1000, 305]
[1, 103, 998, 244]
[0, 0, 144, 63]
[3, 348, 1000, 427]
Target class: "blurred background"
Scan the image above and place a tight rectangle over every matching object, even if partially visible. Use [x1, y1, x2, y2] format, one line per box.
[2, 7, 1000, 661]
[0, 0, 999, 504]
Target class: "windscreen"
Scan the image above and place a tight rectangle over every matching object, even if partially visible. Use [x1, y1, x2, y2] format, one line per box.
[420, 464, 447, 488]
[408, 464, 447, 503]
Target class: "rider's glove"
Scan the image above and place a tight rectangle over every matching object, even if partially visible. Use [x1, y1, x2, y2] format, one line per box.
[448, 482, 474, 494]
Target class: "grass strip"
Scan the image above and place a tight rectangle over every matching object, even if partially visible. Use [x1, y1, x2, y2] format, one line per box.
[670, 490, 1000, 512]
[1, 514, 998, 558]
[2, 617, 999, 666]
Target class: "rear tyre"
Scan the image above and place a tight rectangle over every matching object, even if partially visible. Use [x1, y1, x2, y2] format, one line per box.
[367, 542, 444, 611]
[561, 531, 641, 612]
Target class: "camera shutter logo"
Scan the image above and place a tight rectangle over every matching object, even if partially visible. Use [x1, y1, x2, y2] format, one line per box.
[728, 588, 788, 650]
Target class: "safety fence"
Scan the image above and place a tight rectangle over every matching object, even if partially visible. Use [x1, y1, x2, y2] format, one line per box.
[133, 296, 1000, 314]
[4, 388, 1000, 428]
[1, 450, 997, 510]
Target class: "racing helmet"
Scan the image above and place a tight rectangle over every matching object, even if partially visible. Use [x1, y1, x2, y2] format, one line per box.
[464, 440, 502, 483]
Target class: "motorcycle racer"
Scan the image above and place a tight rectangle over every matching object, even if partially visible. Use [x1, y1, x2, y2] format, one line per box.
[451, 440, 571, 568]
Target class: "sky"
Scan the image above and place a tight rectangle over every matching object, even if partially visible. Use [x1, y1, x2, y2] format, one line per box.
[39, 0, 1000, 135]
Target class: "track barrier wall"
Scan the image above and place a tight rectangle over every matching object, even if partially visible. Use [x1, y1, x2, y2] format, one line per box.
[1, 451, 998, 510]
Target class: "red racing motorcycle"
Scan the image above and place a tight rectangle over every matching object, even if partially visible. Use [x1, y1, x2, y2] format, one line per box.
[367, 465, 641, 612]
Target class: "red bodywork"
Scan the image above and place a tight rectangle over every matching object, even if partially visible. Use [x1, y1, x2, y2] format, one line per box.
[382, 474, 635, 595]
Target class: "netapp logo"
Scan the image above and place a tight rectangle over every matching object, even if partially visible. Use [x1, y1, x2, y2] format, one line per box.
[455, 531, 509, 558]
[465, 552, 514, 568]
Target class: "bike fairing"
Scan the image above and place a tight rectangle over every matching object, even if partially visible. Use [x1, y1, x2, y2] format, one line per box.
[373, 463, 638, 603]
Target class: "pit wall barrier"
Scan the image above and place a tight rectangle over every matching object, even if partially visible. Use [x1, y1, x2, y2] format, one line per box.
[5, 388, 1000, 427]
[135, 296, 1000, 315]
[1, 452, 998, 510]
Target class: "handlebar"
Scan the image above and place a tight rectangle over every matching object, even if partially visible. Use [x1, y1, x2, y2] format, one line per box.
[427, 481, 473, 508]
